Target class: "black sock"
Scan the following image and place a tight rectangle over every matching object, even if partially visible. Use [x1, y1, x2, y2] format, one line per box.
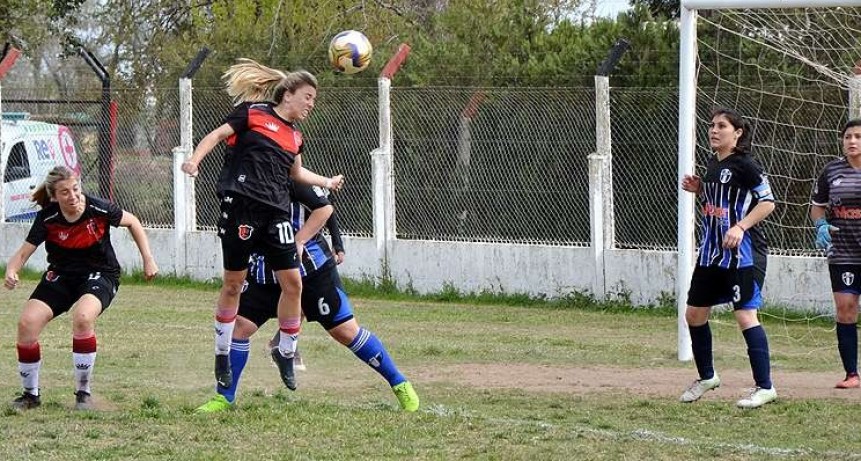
[742, 325, 772, 389]
[690, 322, 715, 380]
[836, 322, 858, 376]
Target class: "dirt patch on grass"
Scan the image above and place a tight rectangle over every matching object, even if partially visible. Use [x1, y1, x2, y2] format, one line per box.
[413, 364, 860, 401]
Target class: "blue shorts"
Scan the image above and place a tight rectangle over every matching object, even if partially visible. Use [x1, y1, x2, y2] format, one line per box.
[686, 265, 764, 310]
[238, 262, 354, 330]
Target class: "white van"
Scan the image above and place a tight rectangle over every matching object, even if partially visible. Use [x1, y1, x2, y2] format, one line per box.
[2, 114, 81, 221]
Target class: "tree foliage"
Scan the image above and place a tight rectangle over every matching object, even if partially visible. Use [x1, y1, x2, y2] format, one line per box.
[2, 0, 682, 89]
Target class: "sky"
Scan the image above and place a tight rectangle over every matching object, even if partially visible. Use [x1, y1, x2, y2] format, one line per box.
[592, 0, 633, 18]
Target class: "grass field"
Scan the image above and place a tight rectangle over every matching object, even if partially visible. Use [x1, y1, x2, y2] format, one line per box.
[0, 277, 859, 460]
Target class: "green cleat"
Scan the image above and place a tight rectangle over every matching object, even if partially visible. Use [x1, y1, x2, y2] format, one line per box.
[194, 394, 233, 413]
[392, 381, 419, 412]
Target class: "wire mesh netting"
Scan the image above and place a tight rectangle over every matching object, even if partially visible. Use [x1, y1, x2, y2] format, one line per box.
[391, 87, 594, 246]
[696, 7, 861, 256]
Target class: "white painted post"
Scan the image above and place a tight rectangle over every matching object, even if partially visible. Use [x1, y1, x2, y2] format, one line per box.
[594, 75, 615, 251]
[676, 5, 698, 362]
[374, 77, 396, 278]
[173, 76, 196, 273]
[588, 153, 606, 299]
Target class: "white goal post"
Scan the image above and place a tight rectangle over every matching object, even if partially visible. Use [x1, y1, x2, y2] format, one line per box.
[677, 0, 861, 360]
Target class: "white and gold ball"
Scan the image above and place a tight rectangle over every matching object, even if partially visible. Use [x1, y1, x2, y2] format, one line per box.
[328, 30, 373, 74]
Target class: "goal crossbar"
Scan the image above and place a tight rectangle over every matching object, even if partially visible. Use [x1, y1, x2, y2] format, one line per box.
[682, 0, 861, 9]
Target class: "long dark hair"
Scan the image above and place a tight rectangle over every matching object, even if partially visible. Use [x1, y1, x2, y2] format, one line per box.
[840, 118, 861, 137]
[711, 107, 753, 155]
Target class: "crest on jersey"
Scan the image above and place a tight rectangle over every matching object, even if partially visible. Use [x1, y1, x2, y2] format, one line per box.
[86, 219, 98, 236]
[719, 168, 732, 184]
[58, 231, 69, 241]
[833, 176, 843, 186]
[238, 224, 254, 240]
[265, 122, 280, 132]
[843, 272, 855, 286]
[45, 271, 59, 282]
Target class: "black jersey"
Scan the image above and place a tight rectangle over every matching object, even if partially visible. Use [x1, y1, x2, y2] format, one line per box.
[811, 158, 861, 264]
[25, 195, 124, 277]
[216, 102, 304, 212]
[249, 184, 336, 284]
[697, 153, 774, 269]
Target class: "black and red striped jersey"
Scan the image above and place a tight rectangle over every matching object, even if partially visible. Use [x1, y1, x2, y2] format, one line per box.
[216, 102, 304, 212]
[25, 195, 124, 277]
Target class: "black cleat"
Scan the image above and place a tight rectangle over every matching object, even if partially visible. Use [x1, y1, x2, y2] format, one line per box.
[215, 354, 233, 388]
[74, 391, 93, 411]
[270, 348, 297, 391]
[11, 392, 41, 411]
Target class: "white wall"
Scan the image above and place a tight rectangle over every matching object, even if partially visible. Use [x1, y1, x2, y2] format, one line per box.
[0, 224, 833, 312]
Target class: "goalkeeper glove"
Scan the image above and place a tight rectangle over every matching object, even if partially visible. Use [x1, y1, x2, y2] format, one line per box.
[814, 217, 839, 250]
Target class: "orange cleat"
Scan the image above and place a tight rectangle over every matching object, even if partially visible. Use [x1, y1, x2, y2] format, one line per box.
[835, 374, 860, 389]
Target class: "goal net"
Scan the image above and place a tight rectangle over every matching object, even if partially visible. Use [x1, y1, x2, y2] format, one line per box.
[676, 2, 861, 360]
[694, 5, 861, 256]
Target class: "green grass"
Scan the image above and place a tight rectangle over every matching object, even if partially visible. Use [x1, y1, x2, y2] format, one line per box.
[0, 279, 857, 460]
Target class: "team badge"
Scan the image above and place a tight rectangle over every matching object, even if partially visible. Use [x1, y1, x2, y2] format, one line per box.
[238, 224, 254, 240]
[58, 231, 69, 241]
[45, 271, 59, 282]
[842, 272, 855, 286]
[719, 168, 732, 184]
[86, 219, 98, 236]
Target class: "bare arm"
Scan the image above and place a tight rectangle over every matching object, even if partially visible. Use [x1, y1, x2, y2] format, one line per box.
[681, 174, 702, 194]
[181, 123, 235, 177]
[295, 205, 334, 250]
[736, 201, 775, 231]
[289, 156, 345, 191]
[810, 204, 828, 222]
[4, 242, 38, 290]
[724, 201, 776, 249]
[119, 211, 159, 281]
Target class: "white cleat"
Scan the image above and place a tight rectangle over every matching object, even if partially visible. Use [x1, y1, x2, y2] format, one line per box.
[680, 375, 721, 402]
[736, 387, 777, 409]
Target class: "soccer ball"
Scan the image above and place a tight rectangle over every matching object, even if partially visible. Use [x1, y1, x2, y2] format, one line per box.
[328, 30, 373, 74]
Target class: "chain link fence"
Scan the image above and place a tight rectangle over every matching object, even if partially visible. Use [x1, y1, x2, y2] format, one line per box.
[1, 78, 844, 254]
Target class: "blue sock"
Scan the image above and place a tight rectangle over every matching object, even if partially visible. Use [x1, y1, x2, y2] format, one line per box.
[348, 328, 406, 387]
[742, 325, 772, 389]
[689, 322, 715, 380]
[218, 338, 250, 403]
[836, 322, 858, 376]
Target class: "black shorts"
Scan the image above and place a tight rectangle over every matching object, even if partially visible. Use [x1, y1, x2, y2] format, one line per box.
[686, 265, 764, 310]
[238, 262, 354, 330]
[829, 264, 861, 295]
[218, 193, 299, 272]
[29, 270, 119, 317]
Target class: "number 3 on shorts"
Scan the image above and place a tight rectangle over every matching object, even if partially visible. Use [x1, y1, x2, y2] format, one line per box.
[275, 222, 294, 244]
[732, 284, 741, 303]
